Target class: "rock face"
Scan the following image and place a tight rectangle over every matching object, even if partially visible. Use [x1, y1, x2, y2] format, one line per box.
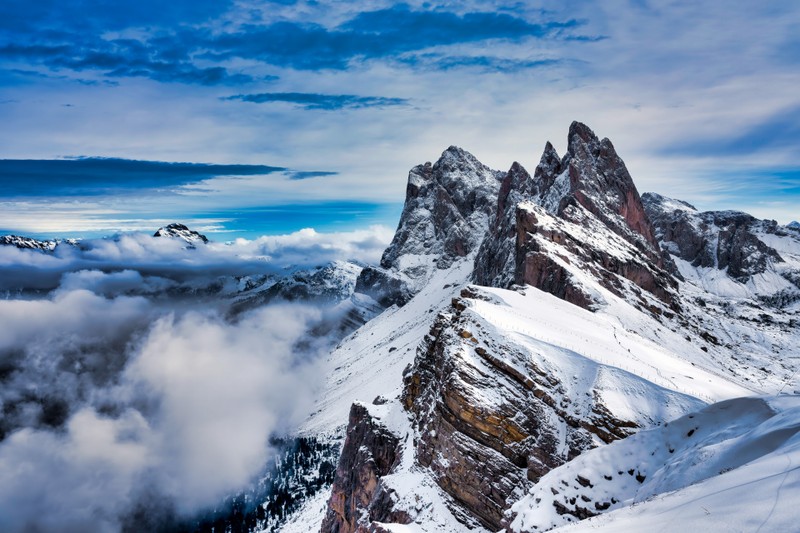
[399, 289, 643, 530]
[356, 146, 503, 307]
[153, 223, 209, 246]
[642, 193, 785, 281]
[320, 403, 407, 533]
[474, 122, 678, 313]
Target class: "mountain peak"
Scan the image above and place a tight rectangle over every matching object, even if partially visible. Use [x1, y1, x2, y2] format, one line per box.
[354, 145, 503, 307]
[567, 120, 600, 148]
[153, 223, 209, 245]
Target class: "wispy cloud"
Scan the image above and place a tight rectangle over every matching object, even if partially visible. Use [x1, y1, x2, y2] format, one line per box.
[223, 92, 409, 110]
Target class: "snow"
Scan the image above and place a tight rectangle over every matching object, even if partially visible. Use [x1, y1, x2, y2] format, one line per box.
[277, 487, 330, 533]
[516, 395, 800, 533]
[299, 259, 476, 437]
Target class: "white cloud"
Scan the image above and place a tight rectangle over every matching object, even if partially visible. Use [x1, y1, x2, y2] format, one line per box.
[0, 289, 328, 532]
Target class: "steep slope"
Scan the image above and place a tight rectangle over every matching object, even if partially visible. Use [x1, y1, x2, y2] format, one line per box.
[356, 146, 503, 307]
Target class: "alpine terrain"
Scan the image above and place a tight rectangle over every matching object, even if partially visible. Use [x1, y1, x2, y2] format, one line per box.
[279, 122, 800, 533]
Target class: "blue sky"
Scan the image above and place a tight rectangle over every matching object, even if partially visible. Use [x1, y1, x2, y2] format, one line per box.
[0, 0, 798, 238]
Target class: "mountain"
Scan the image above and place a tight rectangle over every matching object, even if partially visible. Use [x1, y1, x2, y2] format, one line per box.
[0, 234, 77, 251]
[279, 122, 800, 533]
[153, 222, 209, 246]
[355, 145, 503, 307]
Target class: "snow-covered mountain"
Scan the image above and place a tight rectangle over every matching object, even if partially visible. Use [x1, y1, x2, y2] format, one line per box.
[0, 234, 77, 251]
[280, 122, 800, 533]
[153, 222, 210, 246]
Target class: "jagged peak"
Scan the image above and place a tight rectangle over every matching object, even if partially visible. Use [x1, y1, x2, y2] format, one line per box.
[567, 120, 600, 149]
[434, 145, 490, 172]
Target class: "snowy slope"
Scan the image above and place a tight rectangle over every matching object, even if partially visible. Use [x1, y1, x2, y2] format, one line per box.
[300, 259, 476, 437]
[512, 395, 800, 533]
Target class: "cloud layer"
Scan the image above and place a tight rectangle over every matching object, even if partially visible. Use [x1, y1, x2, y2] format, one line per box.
[0, 294, 325, 532]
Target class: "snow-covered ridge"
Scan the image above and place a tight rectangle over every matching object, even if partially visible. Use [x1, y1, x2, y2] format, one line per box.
[0, 234, 78, 252]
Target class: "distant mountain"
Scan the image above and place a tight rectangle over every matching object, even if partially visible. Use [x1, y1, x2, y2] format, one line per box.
[0, 234, 77, 252]
[153, 222, 209, 246]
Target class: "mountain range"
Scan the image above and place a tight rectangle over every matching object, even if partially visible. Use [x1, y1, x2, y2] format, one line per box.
[281, 121, 800, 533]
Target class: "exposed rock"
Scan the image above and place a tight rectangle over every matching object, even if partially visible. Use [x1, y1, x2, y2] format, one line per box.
[474, 122, 679, 313]
[356, 146, 503, 307]
[400, 290, 640, 530]
[321, 403, 406, 533]
[642, 193, 784, 281]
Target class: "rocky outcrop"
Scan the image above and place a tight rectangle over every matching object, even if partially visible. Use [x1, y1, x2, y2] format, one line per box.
[474, 122, 679, 313]
[400, 289, 641, 530]
[0, 234, 76, 252]
[642, 193, 784, 281]
[356, 146, 503, 307]
[320, 403, 407, 533]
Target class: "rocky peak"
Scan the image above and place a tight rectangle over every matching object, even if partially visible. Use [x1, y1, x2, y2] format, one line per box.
[0, 234, 60, 252]
[550, 121, 660, 254]
[355, 146, 503, 307]
[475, 122, 679, 313]
[153, 223, 209, 246]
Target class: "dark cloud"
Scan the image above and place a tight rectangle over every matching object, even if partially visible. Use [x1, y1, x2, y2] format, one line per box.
[0, 2, 587, 85]
[0, 39, 253, 86]
[398, 53, 562, 72]
[223, 92, 409, 110]
[0, 157, 284, 197]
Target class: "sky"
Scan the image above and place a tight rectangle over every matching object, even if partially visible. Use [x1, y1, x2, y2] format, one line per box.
[0, 0, 798, 238]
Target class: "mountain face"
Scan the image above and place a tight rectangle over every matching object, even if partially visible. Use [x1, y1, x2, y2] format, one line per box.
[355, 146, 503, 307]
[284, 122, 800, 533]
[643, 193, 796, 285]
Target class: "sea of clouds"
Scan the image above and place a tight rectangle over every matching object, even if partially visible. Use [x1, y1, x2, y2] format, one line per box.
[0, 226, 392, 532]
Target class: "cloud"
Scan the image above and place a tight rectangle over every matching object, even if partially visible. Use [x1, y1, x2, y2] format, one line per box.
[223, 92, 410, 110]
[397, 53, 563, 72]
[0, 40, 253, 86]
[0, 225, 393, 292]
[287, 170, 339, 180]
[661, 105, 800, 158]
[0, 291, 326, 532]
[0, 157, 285, 197]
[210, 5, 581, 70]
